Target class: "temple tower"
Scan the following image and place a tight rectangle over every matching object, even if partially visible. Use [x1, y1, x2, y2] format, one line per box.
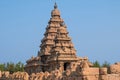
[38, 3, 78, 72]
[38, 3, 64, 63]
[25, 3, 80, 74]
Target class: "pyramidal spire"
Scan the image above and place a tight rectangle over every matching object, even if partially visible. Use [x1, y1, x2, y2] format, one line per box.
[25, 1, 79, 74]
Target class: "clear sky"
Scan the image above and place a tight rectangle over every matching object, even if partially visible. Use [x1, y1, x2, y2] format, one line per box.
[0, 0, 120, 64]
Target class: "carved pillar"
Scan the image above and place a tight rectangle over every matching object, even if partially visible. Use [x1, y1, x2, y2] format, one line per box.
[59, 62, 64, 73]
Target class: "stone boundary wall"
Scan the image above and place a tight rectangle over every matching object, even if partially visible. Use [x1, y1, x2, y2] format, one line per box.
[0, 62, 120, 80]
[0, 71, 120, 80]
[106, 74, 120, 80]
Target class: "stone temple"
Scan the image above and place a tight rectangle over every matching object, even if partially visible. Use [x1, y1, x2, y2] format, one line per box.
[24, 3, 91, 74]
[1, 3, 120, 80]
[0, 4, 120, 80]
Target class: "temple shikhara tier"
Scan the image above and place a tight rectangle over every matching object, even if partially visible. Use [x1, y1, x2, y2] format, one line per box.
[0, 3, 120, 80]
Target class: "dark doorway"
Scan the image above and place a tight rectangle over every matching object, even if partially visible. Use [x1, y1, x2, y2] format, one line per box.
[64, 62, 70, 71]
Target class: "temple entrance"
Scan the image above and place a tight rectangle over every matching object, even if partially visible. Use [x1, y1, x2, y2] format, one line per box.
[64, 62, 70, 71]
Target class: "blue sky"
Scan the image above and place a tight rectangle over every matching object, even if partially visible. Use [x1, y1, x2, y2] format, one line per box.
[0, 0, 120, 64]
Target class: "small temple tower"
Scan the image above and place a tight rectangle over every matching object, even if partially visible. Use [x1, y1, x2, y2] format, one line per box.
[25, 3, 80, 74]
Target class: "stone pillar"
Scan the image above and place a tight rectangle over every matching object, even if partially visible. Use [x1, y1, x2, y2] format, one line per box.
[99, 68, 108, 80]
[69, 62, 76, 72]
[0, 71, 1, 78]
[59, 62, 64, 73]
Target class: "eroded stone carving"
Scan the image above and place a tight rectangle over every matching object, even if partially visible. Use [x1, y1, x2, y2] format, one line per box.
[110, 62, 120, 74]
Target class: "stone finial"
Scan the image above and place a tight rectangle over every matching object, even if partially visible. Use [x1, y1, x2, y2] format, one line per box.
[54, 2, 57, 9]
